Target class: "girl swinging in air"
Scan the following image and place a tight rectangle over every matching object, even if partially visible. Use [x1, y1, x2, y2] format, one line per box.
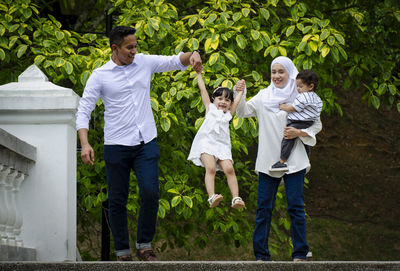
[188, 69, 246, 209]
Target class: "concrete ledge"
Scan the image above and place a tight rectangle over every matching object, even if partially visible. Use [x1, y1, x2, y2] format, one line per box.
[0, 261, 399, 271]
[0, 245, 37, 261]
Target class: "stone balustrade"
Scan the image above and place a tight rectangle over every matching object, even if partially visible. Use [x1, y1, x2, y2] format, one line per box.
[0, 128, 36, 248]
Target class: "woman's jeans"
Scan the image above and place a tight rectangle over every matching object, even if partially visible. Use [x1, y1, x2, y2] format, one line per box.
[253, 169, 308, 261]
[103, 138, 160, 256]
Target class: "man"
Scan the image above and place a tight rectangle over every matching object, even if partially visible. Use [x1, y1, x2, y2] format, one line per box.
[76, 25, 202, 261]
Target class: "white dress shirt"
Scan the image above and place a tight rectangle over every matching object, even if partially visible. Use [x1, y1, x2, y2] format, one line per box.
[76, 53, 187, 146]
[235, 87, 322, 178]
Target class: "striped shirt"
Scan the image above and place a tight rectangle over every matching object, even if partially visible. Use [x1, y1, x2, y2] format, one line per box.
[288, 92, 323, 121]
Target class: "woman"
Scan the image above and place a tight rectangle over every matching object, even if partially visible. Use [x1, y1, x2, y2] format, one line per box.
[235, 56, 322, 261]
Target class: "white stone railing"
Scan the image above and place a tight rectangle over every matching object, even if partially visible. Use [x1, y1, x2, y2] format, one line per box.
[0, 128, 36, 248]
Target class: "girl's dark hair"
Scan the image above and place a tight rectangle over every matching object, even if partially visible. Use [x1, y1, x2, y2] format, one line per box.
[296, 69, 319, 91]
[109, 26, 136, 48]
[211, 87, 234, 102]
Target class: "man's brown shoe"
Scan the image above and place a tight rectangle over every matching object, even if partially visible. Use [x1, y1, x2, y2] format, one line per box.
[136, 249, 159, 261]
[117, 255, 132, 261]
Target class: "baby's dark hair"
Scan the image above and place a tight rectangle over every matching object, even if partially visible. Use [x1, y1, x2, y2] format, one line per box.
[211, 87, 234, 102]
[296, 69, 319, 91]
[109, 26, 136, 49]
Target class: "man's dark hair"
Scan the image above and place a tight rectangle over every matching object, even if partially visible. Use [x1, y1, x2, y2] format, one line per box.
[109, 26, 136, 48]
[296, 69, 319, 91]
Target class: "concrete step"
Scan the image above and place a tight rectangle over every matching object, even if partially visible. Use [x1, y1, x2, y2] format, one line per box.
[1, 261, 400, 271]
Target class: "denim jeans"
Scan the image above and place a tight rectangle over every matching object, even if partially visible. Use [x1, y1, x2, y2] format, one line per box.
[253, 169, 308, 261]
[103, 138, 160, 256]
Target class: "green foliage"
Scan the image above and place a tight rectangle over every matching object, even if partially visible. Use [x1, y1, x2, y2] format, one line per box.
[1, 0, 399, 260]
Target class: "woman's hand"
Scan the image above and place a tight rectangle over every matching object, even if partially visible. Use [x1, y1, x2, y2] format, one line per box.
[283, 126, 307, 139]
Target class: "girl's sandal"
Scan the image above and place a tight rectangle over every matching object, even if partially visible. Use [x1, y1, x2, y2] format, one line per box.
[231, 197, 245, 209]
[208, 194, 223, 208]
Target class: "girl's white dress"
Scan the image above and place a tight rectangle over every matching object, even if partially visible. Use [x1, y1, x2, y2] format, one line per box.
[188, 103, 233, 170]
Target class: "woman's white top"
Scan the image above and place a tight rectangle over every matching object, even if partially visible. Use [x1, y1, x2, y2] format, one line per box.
[236, 87, 322, 178]
[188, 103, 233, 170]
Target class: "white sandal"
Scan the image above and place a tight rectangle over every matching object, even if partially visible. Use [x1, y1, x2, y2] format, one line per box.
[208, 194, 223, 208]
[231, 196, 245, 209]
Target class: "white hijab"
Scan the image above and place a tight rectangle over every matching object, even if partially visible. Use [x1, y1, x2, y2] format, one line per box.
[263, 56, 299, 112]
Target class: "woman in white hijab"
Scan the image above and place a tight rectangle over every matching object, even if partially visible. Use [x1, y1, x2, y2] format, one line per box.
[235, 56, 322, 261]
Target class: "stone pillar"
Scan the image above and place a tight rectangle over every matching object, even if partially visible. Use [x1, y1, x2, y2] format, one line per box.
[0, 65, 80, 261]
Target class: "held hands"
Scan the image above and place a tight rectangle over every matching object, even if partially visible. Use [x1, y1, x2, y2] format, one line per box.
[235, 79, 246, 92]
[190, 51, 203, 73]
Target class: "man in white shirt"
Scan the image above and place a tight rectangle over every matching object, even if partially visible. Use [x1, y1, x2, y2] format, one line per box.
[76, 26, 202, 261]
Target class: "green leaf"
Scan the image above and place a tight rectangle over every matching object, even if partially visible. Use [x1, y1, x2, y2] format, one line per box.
[242, 8, 250, 17]
[286, 25, 295, 37]
[375, 83, 387, 96]
[334, 33, 345, 45]
[188, 16, 198, 27]
[148, 17, 160, 31]
[397, 103, 400, 113]
[320, 29, 330, 41]
[80, 70, 91, 86]
[252, 70, 261, 82]
[157, 205, 166, 218]
[232, 116, 244, 130]
[160, 116, 171, 132]
[55, 57, 65, 67]
[171, 195, 182, 207]
[16, 44, 28, 58]
[298, 41, 307, 52]
[270, 46, 278, 57]
[64, 61, 73, 74]
[233, 12, 242, 22]
[321, 46, 330, 58]
[260, 8, 270, 21]
[222, 79, 233, 89]
[0, 48, 5, 60]
[9, 24, 19, 32]
[327, 36, 335, 46]
[236, 35, 246, 49]
[194, 117, 204, 130]
[209, 52, 220, 65]
[388, 84, 397, 95]
[251, 29, 260, 40]
[167, 188, 180, 194]
[337, 45, 348, 60]
[55, 31, 64, 40]
[278, 46, 287, 56]
[369, 95, 380, 109]
[224, 51, 237, 64]
[183, 196, 193, 208]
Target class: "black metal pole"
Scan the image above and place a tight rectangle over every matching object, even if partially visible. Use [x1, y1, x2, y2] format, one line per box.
[101, 199, 110, 261]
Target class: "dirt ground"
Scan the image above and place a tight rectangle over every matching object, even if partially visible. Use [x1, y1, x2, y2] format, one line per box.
[305, 87, 400, 231]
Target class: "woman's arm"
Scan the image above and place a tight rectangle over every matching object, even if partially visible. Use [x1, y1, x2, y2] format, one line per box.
[196, 72, 211, 112]
[284, 118, 322, 146]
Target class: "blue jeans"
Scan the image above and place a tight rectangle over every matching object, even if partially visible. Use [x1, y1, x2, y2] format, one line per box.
[103, 138, 160, 256]
[253, 169, 308, 261]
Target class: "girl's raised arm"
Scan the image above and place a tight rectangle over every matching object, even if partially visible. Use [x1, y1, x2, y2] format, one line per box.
[196, 72, 211, 112]
[230, 79, 245, 116]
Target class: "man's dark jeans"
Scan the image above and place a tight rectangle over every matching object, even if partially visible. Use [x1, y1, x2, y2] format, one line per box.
[104, 138, 159, 256]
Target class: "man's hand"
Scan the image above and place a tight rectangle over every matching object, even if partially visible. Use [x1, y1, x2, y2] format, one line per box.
[81, 143, 95, 166]
[235, 79, 246, 92]
[190, 51, 202, 72]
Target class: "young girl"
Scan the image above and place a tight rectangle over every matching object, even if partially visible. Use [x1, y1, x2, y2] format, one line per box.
[188, 70, 246, 209]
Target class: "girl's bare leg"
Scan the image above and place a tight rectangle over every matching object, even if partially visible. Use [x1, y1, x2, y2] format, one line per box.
[201, 153, 217, 198]
[218, 159, 239, 198]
